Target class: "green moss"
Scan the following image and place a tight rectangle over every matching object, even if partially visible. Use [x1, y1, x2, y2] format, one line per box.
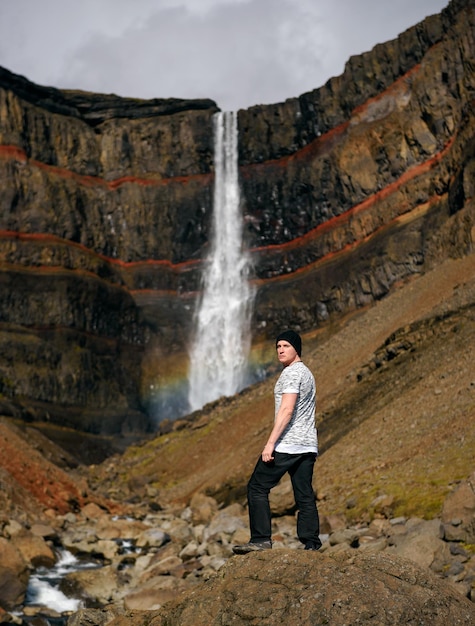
[339, 473, 455, 524]
[338, 433, 475, 523]
[462, 543, 475, 555]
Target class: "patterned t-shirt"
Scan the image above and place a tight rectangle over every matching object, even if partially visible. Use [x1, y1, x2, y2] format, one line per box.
[274, 361, 318, 454]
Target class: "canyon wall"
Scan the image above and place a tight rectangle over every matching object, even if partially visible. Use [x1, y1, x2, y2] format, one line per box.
[239, 0, 474, 339]
[0, 76, 219, 431]
[0, 0, 473, 431]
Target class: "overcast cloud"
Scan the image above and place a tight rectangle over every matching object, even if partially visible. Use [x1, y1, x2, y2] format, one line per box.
[0, 0, 449, 111]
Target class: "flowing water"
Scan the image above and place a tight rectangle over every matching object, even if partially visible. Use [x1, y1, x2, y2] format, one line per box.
[22, 549, 95, 616]
[188, 111, 254, 411]
[21, 542, 135, 621]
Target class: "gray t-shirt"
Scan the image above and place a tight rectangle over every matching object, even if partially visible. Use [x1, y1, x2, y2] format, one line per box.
[274, 361, 318, 454]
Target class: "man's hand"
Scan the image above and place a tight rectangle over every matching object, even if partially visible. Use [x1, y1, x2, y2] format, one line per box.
[262, 442, 275, 463]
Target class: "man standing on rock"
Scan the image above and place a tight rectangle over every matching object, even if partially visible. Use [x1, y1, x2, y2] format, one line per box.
[233, 330, 322, 554]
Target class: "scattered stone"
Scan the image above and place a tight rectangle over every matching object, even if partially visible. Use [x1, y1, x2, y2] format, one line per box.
[389, 516, 407, 525]
[188, 493, 219, 525]
[135, 528, 170, 549]
[30, 523, 58, 540]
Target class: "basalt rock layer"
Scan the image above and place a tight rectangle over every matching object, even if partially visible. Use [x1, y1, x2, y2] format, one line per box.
[0, 0, 474, 431]
[0, 73, 219, 432]
[241, 0, 475, 337]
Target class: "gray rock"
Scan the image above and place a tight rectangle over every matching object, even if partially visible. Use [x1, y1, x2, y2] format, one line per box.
[329, 528, 360, 547]
[135, 528, 170, 549]
[385, 518, 446, 569]
[203, 508, 246, 541]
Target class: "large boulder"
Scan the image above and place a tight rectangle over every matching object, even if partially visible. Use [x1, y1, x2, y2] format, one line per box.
[0, 537, 29, 611]
[10, 528, 56, 568]
[67, 550, 475, 625]
[385, 518, 447, 569]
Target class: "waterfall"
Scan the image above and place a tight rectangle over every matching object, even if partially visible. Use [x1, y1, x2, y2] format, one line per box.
[188, 111, 254, 412]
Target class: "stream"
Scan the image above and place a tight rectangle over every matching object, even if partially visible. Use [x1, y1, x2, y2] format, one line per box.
[18, 537, 139, 624]
[18, 549, 100, 624]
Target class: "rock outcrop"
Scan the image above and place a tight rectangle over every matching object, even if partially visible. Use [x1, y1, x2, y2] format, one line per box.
[0, 0, 474, 428]
[92, 550, 474, 626]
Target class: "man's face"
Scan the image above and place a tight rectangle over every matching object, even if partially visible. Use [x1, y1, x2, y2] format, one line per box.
[276, 340, 298, 367]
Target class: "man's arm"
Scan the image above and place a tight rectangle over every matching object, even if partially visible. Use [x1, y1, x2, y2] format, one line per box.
[261, 393, 297, 462]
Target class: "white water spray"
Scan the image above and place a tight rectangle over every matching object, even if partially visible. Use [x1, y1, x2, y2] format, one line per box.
[188, 111, 254, 411]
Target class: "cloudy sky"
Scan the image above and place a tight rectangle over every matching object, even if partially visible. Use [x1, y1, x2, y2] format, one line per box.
[0, 0, 449, 111]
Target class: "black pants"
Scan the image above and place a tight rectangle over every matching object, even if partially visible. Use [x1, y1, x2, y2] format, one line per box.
[247, 451, 321, 546]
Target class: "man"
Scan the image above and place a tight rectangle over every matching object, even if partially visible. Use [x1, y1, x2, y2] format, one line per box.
[233, 330, 321, 554]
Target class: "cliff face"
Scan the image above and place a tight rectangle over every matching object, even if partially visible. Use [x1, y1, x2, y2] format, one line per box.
[0, 0, 474, 431]
[0, 74, 219, 431]
[239, 0, 475, 337]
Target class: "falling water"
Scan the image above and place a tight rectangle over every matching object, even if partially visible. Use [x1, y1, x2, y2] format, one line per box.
[188, 111, 254, 411]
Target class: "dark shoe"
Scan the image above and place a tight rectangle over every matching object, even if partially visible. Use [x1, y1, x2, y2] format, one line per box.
[232, 541, 272, 554]
[304, 540, 321, 551]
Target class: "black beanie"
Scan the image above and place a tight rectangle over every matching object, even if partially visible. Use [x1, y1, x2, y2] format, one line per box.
[275, 330, 302, 357]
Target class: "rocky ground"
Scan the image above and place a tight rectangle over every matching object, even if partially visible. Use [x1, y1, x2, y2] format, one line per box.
[1, 482, 475, 624]
[0, 254, 474, 624]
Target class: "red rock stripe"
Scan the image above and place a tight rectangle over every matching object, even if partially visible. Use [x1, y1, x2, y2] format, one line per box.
[252, 197, 442, 286]
[0, 62, 425, 188]
[250, 137, 454, 257]
[0, 145, 212, 189]
[240, 64, 423, 175]
[0, 230, 199, 271]
[0, 192, 446, 296]
[0, 130, 452, 278]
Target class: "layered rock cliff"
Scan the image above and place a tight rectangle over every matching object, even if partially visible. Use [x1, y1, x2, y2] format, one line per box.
[0, 0, 473, 431]
[240, 0, 475, 337]
[0, 75, 219, 431]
